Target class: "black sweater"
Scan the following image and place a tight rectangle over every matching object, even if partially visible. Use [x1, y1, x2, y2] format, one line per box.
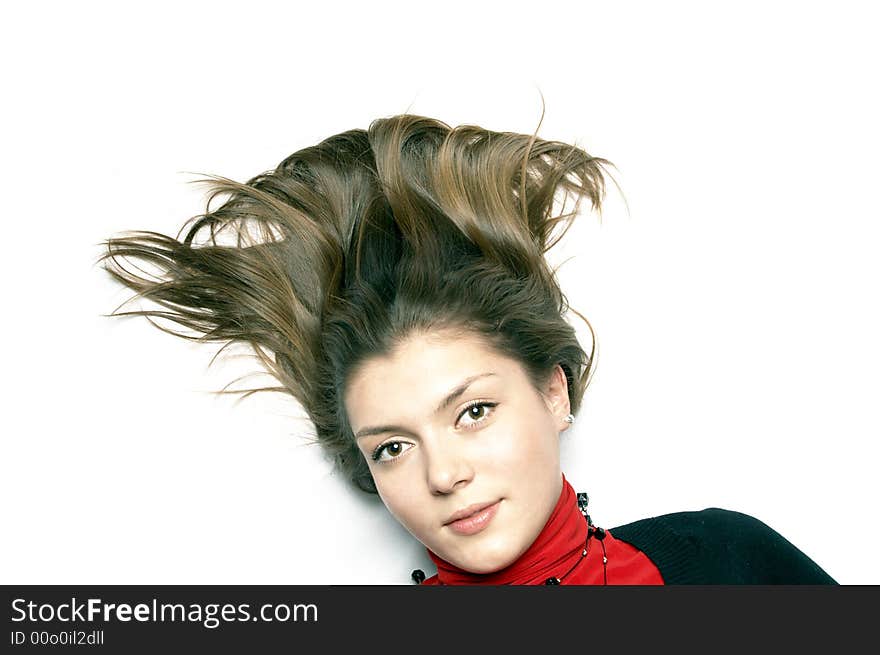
[609, 508, 837, 584]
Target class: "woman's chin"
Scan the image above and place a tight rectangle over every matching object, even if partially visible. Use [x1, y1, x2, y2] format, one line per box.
[442, 538, 522, 574]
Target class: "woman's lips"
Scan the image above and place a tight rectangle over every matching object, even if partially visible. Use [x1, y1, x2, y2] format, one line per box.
[444, 500, 501, 536]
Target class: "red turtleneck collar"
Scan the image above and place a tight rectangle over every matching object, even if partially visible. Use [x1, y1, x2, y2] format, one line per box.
[420, 473, 664, 585]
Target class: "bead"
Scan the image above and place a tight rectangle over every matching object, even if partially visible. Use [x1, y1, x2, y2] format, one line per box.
[411, 569, 426, 584]
[545, 577, 561, 585]
[594, 527, 606, 540]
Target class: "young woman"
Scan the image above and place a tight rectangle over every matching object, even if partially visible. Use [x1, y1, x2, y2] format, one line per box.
[98, 113, 836, 585]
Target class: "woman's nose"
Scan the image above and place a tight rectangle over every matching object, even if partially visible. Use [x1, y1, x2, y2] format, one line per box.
[423, 437, 474, 495]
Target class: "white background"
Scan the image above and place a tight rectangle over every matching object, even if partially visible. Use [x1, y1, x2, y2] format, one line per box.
[1, 1, 876, 585]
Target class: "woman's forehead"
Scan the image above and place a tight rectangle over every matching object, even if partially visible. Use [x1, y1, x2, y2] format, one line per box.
[344, 332, 520, 416]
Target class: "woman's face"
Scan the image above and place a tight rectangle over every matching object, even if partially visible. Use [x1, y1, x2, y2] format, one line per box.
[344, 329, 572, 574]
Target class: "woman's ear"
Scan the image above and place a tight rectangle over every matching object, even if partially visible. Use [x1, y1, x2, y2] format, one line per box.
[543, 364, 572, 431]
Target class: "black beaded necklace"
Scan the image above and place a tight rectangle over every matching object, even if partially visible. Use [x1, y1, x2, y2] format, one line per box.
[543, 491, 607, 585]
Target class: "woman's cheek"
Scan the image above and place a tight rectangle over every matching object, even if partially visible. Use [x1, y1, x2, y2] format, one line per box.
[377, 477, 422, 526]
[484, 425, 543, 464]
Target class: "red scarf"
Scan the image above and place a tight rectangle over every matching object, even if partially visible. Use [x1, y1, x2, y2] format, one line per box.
[421, 473, 664, 585]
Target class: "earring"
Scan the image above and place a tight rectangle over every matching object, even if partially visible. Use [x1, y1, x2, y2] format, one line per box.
[564, 413, 575, 424]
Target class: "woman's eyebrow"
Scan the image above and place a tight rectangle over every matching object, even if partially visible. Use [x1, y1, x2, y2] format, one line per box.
[354, 372, 498, 440]
[434, 372, 498, 414]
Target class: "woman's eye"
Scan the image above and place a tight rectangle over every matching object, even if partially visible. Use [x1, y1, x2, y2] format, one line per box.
[372, 441, 411, 463]
[457, 402, 498, 428]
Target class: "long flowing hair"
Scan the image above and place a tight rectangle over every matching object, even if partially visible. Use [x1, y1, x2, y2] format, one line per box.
[96, 112, 617, 493]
